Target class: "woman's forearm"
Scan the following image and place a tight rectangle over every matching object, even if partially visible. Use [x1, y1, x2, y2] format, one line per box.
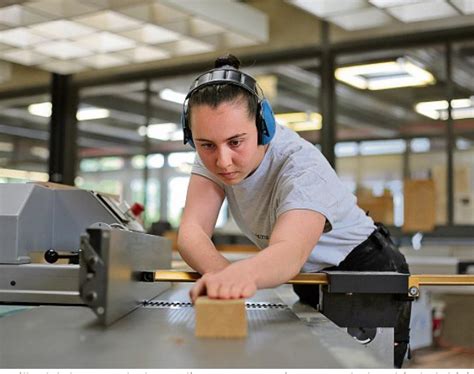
[177, 223, 230, 274]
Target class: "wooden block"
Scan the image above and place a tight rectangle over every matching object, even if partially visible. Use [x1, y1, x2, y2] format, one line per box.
[195, 296, 247, 338]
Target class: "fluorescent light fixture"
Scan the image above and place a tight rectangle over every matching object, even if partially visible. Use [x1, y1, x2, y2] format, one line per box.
[410, 138, 430, 153]
[415, 98, 474, 120]
[360, 139, 406, 155]
[28, 102, 52, 117]
[74, 10, 142, 32]
[119, 46, 169, 63]
[329, 7, 392, 30]
[335, 142, 358, 157]
[0, 4, 48, 27]
[0, 167, 48, 182]
[29, 19, 97, 39]
[159, 88, 186, 104]
[138, 123, 182, 141]
[335, 58, 435, 90]
[76, 32, 136, 53]
[39, 60, 87, 74]
[456, 138, 472, 150]
[286, 0, 366, 17]
[79, 54, 128, 69]
[164, 37, 214, 56]
[1, 49, 50, 65]
[34, 40, 93, 59]
[28, 102, 110, 121]
[275, 112, 322, 131]
[76, 107, 110, 121]
[369, 0, 422, 8]
[0, 27, 47, 48]
[387, 1, 458, 22]
[120, 24, 180, 44]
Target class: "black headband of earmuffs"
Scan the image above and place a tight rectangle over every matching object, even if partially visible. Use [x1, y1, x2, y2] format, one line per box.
[181, 65, 276, 148]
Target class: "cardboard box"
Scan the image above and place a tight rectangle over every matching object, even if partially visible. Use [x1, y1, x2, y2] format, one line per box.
[403, 179, 436, 232]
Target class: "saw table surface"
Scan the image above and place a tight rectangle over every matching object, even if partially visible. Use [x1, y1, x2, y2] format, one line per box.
[0, 284, 385, 368]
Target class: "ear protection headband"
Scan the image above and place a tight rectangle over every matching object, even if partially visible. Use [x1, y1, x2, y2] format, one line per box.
[181, 66, 276, 148]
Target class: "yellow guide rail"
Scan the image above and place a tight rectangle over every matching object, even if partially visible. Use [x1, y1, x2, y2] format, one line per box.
[154, 271, 474, 296]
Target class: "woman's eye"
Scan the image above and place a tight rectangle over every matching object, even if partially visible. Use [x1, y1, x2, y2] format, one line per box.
[201, 143, 214, 149]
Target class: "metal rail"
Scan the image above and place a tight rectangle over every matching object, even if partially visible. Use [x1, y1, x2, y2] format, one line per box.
[154, 271, 330, 285]
[155, 271, 474, 297]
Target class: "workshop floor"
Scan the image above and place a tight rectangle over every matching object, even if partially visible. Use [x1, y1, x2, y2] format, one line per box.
[406, 346, 474, 368]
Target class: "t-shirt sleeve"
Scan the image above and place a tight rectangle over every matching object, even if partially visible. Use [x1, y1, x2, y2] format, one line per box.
[191, 153, 226, 190]
[276, 167, 338, 232]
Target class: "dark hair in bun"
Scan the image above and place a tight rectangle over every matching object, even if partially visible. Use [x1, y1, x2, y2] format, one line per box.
[214, 54, 241, 69]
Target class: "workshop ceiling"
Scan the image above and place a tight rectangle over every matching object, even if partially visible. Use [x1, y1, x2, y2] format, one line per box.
[0, 0, 473, 162]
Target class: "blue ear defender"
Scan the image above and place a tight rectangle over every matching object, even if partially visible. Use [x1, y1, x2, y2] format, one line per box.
[258, 99, 276, 145]
[181, 66, 276, 148]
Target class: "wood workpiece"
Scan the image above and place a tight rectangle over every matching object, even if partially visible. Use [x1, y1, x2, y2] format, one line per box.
[194, 296, 248, 338]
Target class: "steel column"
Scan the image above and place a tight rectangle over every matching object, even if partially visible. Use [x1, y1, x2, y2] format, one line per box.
[320, 21, 336, 169]
[445, 43, 455, 226]
[48, 73, 78, 185]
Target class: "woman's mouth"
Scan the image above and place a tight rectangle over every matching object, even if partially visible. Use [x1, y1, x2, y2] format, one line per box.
[219, 171, 238, 180]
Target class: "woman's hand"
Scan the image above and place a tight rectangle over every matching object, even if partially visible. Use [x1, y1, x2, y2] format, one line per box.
[190, 262, 258, 303]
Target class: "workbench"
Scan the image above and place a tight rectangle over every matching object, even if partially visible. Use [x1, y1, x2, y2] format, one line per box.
[0, 284, 387, 369]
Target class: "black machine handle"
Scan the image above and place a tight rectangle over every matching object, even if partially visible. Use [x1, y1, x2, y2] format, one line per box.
[44, 249, 80, 264]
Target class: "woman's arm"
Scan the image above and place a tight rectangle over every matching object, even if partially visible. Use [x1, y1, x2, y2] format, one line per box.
[190, 209, 326, 301]
[177, 174, 230, 274]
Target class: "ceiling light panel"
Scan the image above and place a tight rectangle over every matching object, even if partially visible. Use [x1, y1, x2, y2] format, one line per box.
[335, 58, 435, 90]
[387, 1, 458, 22]
[415, 98, 474, 120]
[0, 27, 47, 48]
[34, 40, 93, 59]
[0, 4, 51, 27]
[118, 46, 170, 63]
[120, 24, 180, 44]
[29, 20, 97, 39]
[74, 10, 143, 32]
[75, 31, 136, 53]
[1, 49, 50, 65]
[77, 54, 128, 69]
[161, 37, 214, 56]
[24, 0, 101, 18]
[329, 7, 392, 30]
[39, 60, 87, 74]
[450, 0, 474, 14]
[287, 0, 367, 17]
[368, 0, 423, 8]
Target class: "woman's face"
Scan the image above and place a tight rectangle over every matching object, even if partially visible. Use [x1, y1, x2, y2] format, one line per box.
[190, 99, 267, 185]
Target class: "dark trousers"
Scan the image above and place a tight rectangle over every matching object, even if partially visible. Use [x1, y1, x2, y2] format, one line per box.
[293, 224, 411, 368]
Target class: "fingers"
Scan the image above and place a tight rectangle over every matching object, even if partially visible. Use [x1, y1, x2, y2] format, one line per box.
[189, 273, 258, 302]
[190, 278, 207, 303]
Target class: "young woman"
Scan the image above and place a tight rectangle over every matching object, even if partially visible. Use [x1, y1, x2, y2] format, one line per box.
[177, 54, 411, 367]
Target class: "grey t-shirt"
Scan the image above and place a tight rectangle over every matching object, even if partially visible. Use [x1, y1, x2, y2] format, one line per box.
[191, 124, 375, 272]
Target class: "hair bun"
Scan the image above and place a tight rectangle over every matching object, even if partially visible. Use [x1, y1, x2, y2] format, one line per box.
[214, 54, 241, 69]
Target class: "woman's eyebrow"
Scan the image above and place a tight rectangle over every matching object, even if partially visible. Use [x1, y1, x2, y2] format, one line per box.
[195, 133, 247, 142]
